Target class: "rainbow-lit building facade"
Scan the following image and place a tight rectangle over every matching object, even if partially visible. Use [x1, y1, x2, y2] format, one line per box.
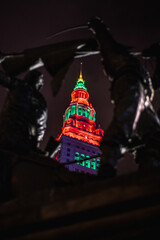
[54, 67, 104, 175]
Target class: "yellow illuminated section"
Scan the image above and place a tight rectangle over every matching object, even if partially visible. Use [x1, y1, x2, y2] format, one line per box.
[78, 62, 83, 81]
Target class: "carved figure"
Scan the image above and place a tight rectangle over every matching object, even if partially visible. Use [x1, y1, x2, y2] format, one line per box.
[88, 17, 160, 176]
[0, 69, 47, 154]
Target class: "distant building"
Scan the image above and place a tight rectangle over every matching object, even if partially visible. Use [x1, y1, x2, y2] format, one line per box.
[53, 64, 104, 175]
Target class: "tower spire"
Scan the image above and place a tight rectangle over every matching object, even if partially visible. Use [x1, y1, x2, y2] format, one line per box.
[74, 62, 87, 90]
[78, 62, 83, 81]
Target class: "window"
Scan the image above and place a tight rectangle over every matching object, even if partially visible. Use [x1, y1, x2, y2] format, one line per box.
[74, 152, 100, 170]
[68, 109, 71, 118]
[97, 159, 101, 169]
[74, 152, 79, 164]
[89, 111, 92, 120]
[65, 109, 70, 121]
[86, 156, 91, 168]
[82, 108, 86, 117]
[93, 111, 96, 121]
[87, 109, 90, 119]
[80, 154, 85, 166]
[91, 158, 96, 170]
[67, 148, 70, 152]
[78, 106, 82, 116]
[71, 105, 76, 115]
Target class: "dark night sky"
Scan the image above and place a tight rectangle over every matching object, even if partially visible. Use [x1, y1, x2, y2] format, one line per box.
[0, 0, 160, 174]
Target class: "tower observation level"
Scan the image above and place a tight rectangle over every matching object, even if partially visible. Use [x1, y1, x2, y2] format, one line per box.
[54, 64, 104, 175]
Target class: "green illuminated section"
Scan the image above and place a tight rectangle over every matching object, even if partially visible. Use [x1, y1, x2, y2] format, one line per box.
[91, 159, 96, 170]
[85, 156, 91, 168]
[78, 106, 90, 118]
[74, 152, 100, 170]
[74, 80, 87, 91]
[71, 105, 76, 115]
[64, 108, 71, 122]
[93, 111, 96, 122]
[80, 154, 85, 166]
[75, 152, 79, 163]
[97, 159, 100, 169]
[77, 106, 82, 116]
[64, 104, 96, 124]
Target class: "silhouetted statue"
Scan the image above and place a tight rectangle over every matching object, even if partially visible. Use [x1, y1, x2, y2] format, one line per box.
[0, 39, 99, 202]
[142, 42, 160, 90]
[0, 69, 47, 154]
[0, 39, 98, 96]
[88, 17, 160, 176]
[0, 38, 99, 155]
[133, 42, 160, 168]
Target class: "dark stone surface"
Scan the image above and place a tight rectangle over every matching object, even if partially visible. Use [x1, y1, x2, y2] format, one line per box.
[0, 152, 160, 239]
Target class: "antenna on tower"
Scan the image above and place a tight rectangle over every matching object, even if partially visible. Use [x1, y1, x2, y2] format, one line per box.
[78, 62, 83, 81]
[80, 62, 82, 78]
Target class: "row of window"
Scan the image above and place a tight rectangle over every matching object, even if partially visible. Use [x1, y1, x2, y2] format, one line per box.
[74, 152, 100, 170]
[64, 105, 95, 122]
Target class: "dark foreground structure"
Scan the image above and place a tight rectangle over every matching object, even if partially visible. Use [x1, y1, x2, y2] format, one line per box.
[0, 150, 160, 240]
[1, 17, 160, 240]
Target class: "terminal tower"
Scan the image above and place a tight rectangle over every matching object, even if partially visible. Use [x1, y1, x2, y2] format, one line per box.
[53, 64, 104, 175]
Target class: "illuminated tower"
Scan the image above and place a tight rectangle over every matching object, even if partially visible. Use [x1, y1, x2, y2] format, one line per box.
[55, 64, 104, 175]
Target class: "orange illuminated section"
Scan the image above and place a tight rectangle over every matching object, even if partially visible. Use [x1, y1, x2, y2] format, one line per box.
[57, 64, 104, 146]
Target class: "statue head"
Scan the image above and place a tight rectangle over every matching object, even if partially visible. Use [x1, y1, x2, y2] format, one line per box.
[24, 70, 44, 90]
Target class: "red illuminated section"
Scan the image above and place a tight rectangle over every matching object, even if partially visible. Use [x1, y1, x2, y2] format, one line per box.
[56, 65, 104, 146]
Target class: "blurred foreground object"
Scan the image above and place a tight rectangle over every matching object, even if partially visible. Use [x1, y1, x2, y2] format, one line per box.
[88, 17, 160, 177]
[0, 70, 47, 154]
[1, 38, 99, 96]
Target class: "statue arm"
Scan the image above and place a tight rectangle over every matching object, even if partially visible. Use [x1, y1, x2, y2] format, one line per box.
[29, 102, 47, 149]
[142, 43, 160, 90]
[36, 110, 47, 143]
